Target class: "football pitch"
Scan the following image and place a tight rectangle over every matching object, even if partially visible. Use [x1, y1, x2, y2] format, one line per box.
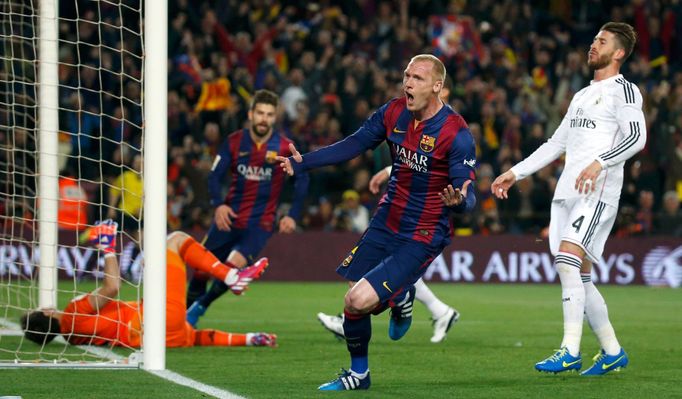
[1, 282, 680, 398]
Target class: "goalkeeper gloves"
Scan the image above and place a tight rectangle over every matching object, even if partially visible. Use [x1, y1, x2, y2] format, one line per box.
[88, 219, 118, 253]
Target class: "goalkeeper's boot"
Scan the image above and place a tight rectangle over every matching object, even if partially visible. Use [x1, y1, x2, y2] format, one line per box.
[317, 312, 344, 340]
[388, 286, 415, 340]
[430, 307, 460, 343]
[186, 301, 207, 327]
[318, 369, 370, 391]
[535, 347, 582, 373]
[249, 333, 278, 347]
[230, 257, 269, 295]
[581, 348, 628, 376]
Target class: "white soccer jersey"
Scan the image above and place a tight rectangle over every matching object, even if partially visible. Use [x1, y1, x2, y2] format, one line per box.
[511, 74, 646, 207]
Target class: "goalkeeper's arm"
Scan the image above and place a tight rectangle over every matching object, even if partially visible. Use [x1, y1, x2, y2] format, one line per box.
[87, 220, 120, 311]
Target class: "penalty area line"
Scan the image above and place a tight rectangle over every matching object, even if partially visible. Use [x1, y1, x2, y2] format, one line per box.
[0, 317, 244, 398]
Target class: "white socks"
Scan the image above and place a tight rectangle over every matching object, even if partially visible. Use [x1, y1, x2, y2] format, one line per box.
[582, 273, 621, 355]
[555, 252, 585, 357]
[224, 268, 239, 285]
[414, 278, 449, 319]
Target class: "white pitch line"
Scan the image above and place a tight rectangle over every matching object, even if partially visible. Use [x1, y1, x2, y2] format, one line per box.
[148, 369, 246, 399]
[0, 317, 243, 398]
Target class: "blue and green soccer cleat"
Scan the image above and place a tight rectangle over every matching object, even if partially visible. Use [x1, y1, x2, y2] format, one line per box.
[535, 347, 582, 373]
[388, 286, 415, 340]
[581, 348, 628, 376]
[318, 369, 370, 391]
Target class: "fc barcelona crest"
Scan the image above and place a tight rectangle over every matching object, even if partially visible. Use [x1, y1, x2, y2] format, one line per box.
[265, 150, 278, 164]
[342, 246, 359, 267]
[420, 135, 435, 153]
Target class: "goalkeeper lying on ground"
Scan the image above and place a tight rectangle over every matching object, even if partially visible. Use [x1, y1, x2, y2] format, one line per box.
[21, 220, 276, 347]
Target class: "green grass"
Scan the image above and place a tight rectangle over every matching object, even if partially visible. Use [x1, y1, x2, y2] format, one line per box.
[1, 282, 681, 398]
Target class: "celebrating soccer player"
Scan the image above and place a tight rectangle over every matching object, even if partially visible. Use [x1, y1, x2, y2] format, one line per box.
[278, 54, 477, 390]
[21, 220, 276, 348]
[185, 89, 309, 326]
[492, 22, 643, 375]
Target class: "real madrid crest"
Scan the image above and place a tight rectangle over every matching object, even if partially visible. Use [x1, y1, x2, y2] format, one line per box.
[420, 135, 435, 153]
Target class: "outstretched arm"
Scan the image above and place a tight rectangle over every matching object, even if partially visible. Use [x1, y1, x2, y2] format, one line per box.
[494, 114, 570, 199]
[276, 135, 371, 176]
[87, 220, 120, 311]
[277, 100, 393, 175]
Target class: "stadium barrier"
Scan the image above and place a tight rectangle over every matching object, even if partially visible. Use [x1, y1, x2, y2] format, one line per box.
[0, 230, 679, 287]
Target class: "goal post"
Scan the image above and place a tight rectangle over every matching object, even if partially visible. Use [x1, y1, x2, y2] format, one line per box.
[143, 0, 168, 371]
[37, 0, 59, 311]
[0, 0, 168, 369]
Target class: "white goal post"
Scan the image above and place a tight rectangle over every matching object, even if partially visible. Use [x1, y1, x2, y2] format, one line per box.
[0, 0, 167, 369]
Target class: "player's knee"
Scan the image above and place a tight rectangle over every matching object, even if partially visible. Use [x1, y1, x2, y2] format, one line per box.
[555, 262, 575, 274]
[344, 291, 373, 314]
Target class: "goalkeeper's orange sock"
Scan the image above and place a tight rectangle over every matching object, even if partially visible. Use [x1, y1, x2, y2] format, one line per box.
[179, 236, 238, 284]
[194, 329, 247, 346]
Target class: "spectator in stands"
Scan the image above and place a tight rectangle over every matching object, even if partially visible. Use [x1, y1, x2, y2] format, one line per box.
[635, 190, 655, 236]
[58, 167, 90, 231]
[107, 154, 143, 235]
[54, 1, 682, 236]
[655, 191, 682, 236]
[332, 190, 369, 233]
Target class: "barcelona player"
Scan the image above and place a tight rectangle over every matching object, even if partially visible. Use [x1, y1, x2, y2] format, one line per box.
[317, 76, 462, 345]
[278, 54, 476, 390]
[21, 220, 275, 348]
[186, 89, 309, 326]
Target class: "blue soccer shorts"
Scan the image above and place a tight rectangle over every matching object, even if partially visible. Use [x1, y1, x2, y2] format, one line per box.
[336, 227, 444, 304]
[202, 223, 272, 265]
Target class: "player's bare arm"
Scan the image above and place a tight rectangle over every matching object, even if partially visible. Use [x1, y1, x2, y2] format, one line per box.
[215, 204, 238, 231]
[440, 180, 472, 207]
[276, 143, 302, 176]
[575, 160, 603, 194]
[491, 170, 517, 199]
[369, 167, 390, 194]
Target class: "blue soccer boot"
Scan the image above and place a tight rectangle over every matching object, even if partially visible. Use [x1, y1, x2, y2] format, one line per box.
[535, 347, 582, 373]
[318, 369, 371, 391]
[581, 348, 628, 376]
[388, 286, 415, 340]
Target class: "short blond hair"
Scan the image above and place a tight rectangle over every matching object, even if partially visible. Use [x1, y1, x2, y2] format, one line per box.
[409, 54, 446, 83]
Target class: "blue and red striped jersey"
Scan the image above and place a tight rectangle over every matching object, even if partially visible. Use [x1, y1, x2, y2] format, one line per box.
[295, 98, 476, 247]
[209, 128, 309, 232]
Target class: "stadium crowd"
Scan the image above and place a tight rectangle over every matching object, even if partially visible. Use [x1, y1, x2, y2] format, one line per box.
[53, 0, 682, 237]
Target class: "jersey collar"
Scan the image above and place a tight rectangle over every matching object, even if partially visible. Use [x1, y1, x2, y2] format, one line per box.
[590, 73, 623, 86]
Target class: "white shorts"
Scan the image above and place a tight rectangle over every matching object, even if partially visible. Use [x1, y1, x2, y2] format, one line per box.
[548, 197, 617, 264]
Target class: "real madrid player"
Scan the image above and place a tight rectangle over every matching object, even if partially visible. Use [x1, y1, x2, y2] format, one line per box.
[492, 22, 644, 375]
[278, 54, 477, 390]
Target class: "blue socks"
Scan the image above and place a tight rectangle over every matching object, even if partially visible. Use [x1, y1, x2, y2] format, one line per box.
[343, 310, 371, 374]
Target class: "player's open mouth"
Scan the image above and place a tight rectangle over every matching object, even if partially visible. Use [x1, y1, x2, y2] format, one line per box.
[406, 93, 414, 103]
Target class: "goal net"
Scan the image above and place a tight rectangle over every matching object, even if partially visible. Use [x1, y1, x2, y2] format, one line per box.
[0, 0, 167, 368]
